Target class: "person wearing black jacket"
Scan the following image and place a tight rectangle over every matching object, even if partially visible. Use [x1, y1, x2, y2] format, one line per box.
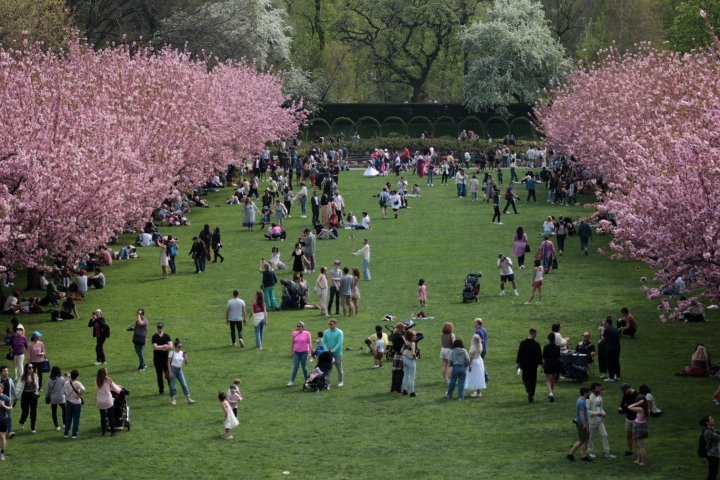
[199, 224, 213, 260]
[516, 328, 543, 403]
[601, 317, 621, 382]
[389, 323, 406, 394]
[211, 227, 224, 263]
[189, 237, 207, 273]
[88, 310, 110, 366]
[543, 333, 562, 403]
[619, 383, 639, 457]
[491, 187, 502, 225]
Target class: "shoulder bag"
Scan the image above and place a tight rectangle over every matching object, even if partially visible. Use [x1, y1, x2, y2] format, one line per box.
[69, 380, 84, 405]
[552, 255, 559, 270]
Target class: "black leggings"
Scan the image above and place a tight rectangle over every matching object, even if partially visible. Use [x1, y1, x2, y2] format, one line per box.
[229, 322, 243, 344]
[708, 456, 719, 480]
[213, 248, 224, 262]
[30, 362, 44, 389]
[441, 173, 449, 184]
[517, 254, 525, 267]
[492, 207, 501, 223]
[20, 391, 38, 430]
[51, 403, 66, 428]
[526, 190, 536, 202]
[557, 235, 567, 252]
[100, 408, 116, 435]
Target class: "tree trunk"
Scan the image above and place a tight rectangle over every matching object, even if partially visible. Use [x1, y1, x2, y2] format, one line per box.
[25, 267, 41, 292]
[410, 83, 424, 103]
[315, 0, 325, 51]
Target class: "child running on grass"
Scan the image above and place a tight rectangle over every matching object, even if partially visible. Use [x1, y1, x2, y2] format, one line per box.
[219, 391, 240, 439]
[418, 279, 428, 306]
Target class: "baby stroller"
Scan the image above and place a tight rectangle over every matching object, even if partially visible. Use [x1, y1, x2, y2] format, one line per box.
[384, 320, 424, 360]
[304, 351, 333, 392]
[107, 385, 131, 431]
[462, 272, 482, 302]
[560, 352, 590, 383]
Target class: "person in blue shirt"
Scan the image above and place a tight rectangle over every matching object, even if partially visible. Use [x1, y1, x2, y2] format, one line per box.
[0, 382, 13, 460]
[322, 319, 344, 387]
[567, 386, 593, 462]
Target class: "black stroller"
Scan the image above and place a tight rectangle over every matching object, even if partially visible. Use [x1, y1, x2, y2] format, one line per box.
[107, 385, 131, 431]
[303, 350, 333, 392]
[560, 352, 590, 383]
[384, 320, 424, 360]
[462, 272, 482, 302]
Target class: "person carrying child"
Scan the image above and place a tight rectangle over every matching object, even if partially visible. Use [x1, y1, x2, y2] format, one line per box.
[364, 326, 388, 369]
[219, 391, 239, 439]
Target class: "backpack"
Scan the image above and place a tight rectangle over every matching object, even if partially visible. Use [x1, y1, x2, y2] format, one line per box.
[504, 188, 510, 199]
[557, 222, 567, 236]
[699, 430, 708, 458]
[169, 244, 178, 256]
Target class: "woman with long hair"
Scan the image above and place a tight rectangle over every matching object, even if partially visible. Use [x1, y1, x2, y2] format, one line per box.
[700, 415, 720, 480]
[158, 235, 169, 279]
[27, 332, 46, 390]
[628, 395, 649, 466]
[316, 267, 329, 316]
[242, 197, 260, 231]
[95, 368, 121, 436]
[446, 339, 470, 400]
[351, 267, 361, 315]
[540, 235, 556, 273]
[62, 369, 84, 438]
[681, 344, 712, 377]
[45, 365, 66, 430]
[167, 339, 195, 405]
[252, 291, 268, 350]
[17, 364, 39, 432]
[440, 323, 456, 383]
[401, 330, 418, 397]
[289, 243, 305, 275]
[465, 334, 486, 398]
[513, 226, 529, 269]
[389, 323, 406, 394]
[542, 333, 561, 402]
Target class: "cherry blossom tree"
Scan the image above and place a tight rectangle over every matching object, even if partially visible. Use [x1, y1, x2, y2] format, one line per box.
[535, 11, 720, 301]
[0, 36, 304, 284]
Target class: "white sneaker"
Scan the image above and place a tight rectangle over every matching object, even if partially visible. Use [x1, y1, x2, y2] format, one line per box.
[524, 301, 531, 305]
[56, 426, 62, 431]
[0, 453, 4, 460]
[499, 291, 505, 296]
[497, 222, 503, 225]
[287, 381, 294, 387]
[94, 362, 101, 366]
[338, 382, 344, 387]
[513, 291, 519, 296]
[372, 365, 380, 369]
[227, 435, 233, 440]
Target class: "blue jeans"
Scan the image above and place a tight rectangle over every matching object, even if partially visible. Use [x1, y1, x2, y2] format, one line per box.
[427, 171, 434, 185]
[198, 256, 207, 272]
[135, 343, 146, 368]
[6, 410, 12, 433]
[510, 168, 518, 182]
[291, 351, 309, 382]
[301, 196, 307, 216]
[363, 259, 371, 280]
[168, 256, 176, 274]
[580, 239, 589, 251]
[254, 319, 265, 348]
[447, 365, 467, 399]
[402, 358, 416, 393]
[263, 286, 278, 309]
[169, 367, 190, 397]
[457, 184, 462, 197]
[64, 401, 82, 436]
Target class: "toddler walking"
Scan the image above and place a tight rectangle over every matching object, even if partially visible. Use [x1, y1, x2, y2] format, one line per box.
[418, 279, 428, 307]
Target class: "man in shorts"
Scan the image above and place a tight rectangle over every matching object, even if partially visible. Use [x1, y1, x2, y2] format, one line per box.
[619, 383, 639, 457]
[497, 253, 519, 296]
[389, 190, 402, 219]
[0, 382, 12, 460]
[567, 385, 592, 461]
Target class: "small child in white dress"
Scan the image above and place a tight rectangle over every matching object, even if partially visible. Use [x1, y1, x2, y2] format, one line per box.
[219, 391, 239, 439]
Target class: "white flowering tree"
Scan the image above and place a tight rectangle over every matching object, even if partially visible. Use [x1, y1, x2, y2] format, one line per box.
[462, 0, 570, 116]
[162, 0, 292, 67]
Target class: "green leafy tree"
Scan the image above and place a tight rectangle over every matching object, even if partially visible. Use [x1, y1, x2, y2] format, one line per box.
[462, 0, 570, 116]
[668, 0, 720, 52]
[334, 0, 481, 103]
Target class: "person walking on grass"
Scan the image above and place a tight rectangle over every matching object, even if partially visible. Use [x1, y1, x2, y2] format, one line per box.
[132, 309, 148, 371]
[587, 382, 617, 459]
[352, 238, 371, 281]
[491, 186, 502, 224]
[525, 259, 544, 305]
[88, 310, 110, 366]
[322, 319, 344, 387]
[567, 386, 592, 462]
[287, 322, 312, 387]
[17, 364, 39, 433]
[578, 219, 592, 255]
[497, 253, 519, 296]
[45, 366, 66, 431]
[251, 291, 268, 350]
[0, 382, 12, 460]
[211, 227, 225, 263]
[502, 182, 519, 215]
[516, 328, 543, 403]
[226, 290, 247, 347]
[0, 367, 16, 439]
[95, 368, 120, 437]
[167, 339, 195, 405]
[152, 322, 172, 395]
[543, 333, 561, 402]
[445, 339, 470, 401]
[259, 262, 279, 312]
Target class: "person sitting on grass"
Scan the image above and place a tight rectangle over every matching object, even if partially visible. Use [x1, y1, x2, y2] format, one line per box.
[677, 344, 712, 377]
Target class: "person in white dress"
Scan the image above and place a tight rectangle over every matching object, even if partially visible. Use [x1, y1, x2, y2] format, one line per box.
[219, 391, 239, 439]
[465, 334, 486, 397]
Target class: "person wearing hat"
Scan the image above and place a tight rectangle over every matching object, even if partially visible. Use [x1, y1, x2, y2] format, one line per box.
[88, 310, 110, 366]
[27, 332, 46, 390]
[502, 181, 519, 214]
[8, 326, 27, 382]
[2, 291, 23, 316]
[75, 270, 88, 297]
[151, 322, 172, 395]
[287, 322, 312, 386]
[328, 261, 343, 316]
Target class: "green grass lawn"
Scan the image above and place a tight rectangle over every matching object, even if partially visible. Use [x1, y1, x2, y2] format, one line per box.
[6, 169, 718, 479]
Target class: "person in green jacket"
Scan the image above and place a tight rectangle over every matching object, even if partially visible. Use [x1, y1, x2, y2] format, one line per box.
[577, 220, 592, 255]
[322, 319, 344, 387]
